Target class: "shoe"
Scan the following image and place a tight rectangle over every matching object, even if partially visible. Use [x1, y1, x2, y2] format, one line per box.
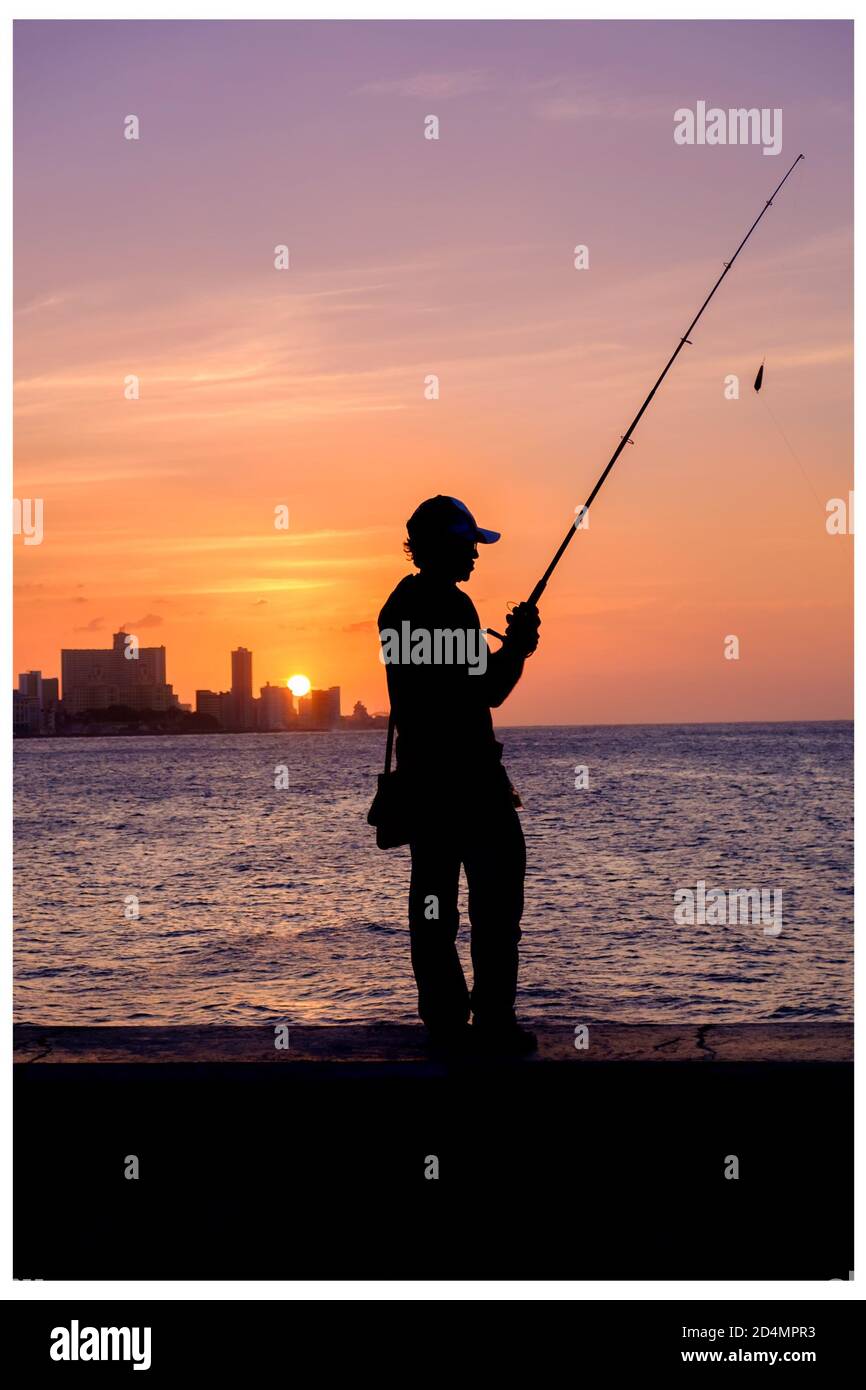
[472, 1023, 538, 1056]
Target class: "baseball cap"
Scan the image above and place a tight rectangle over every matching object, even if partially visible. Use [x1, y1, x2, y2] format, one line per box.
[406, 495, 500, 545]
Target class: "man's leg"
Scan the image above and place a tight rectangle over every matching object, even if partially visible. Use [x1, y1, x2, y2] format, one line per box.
[408, 829, 468, 1033]
[465, 803, 526, 1028]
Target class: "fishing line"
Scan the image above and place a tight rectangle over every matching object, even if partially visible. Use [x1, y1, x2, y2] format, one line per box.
[758, 390, 823, 509]
[517, 154, 806, 616]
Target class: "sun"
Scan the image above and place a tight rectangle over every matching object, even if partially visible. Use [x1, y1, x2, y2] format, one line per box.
[287, 674, 311, 698]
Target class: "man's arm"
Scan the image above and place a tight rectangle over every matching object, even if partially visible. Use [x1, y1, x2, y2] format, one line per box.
[480, 603, 541, 708]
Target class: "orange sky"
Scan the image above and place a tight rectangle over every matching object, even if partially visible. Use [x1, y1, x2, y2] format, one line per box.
[14, 20, 852, 723]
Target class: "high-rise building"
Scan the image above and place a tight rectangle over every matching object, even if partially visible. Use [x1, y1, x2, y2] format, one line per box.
[13, 669, 60, 735]
[258, 682, 295, 731]
[231, 647, 254, 730]
[298, 686, 340, 730]
[18, 670, 43, 700]
[195, 689, 233, 728]
[13, 690, 42, 735]
[61, 631, 178, 715]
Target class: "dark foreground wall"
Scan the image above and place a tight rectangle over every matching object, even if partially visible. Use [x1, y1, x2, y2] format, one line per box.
[14, 1024, 853, 1281]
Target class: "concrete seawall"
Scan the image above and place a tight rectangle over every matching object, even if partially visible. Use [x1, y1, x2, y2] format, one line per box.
[13, 1022, 853, 1280]
[13, 1021, 853, 1067]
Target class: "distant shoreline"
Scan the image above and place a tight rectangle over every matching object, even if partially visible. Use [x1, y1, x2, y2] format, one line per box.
[13, 725, 382, 740]
[12, 716, 855, 742]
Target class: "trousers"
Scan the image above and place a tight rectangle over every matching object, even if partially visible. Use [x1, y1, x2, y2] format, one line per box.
[408, 796, 526, 1031]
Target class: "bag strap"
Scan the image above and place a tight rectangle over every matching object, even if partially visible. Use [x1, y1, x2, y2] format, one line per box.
[383, 709, 396, 773]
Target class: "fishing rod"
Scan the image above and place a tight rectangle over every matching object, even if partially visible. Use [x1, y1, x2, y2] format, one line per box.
[487, 152, 804, 641]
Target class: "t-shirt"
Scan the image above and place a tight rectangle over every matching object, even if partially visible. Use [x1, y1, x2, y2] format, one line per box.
[378, 573, 505, 797]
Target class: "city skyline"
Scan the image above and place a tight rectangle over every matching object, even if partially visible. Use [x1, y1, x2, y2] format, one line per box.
[14, 628, 364, 734]
[14, 21, 853, 723]
[13, 619, 856, 735]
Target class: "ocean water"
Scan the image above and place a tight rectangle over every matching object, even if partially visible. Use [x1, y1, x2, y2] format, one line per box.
[14, 722, 852, 1026]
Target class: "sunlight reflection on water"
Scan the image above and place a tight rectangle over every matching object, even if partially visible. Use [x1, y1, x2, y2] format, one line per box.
[14, 722, 852, 1026]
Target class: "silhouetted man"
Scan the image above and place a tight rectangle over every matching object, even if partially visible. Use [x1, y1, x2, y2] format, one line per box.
[378, 496, 540, 1055]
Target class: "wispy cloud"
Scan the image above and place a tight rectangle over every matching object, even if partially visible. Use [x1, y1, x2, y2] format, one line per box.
[16, 293, 70, 316]
[358, 66, 661, 121]
[524, 76, 658, 123]
[358, 69, 492, 99]
[36, 528, 387, 558]
[182, 579, 333, 596]
[120, 613, 163, 630]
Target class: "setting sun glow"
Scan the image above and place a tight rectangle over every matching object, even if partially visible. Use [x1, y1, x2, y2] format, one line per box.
[11, 23, 852, 725]
[287, 675, 312, 699]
